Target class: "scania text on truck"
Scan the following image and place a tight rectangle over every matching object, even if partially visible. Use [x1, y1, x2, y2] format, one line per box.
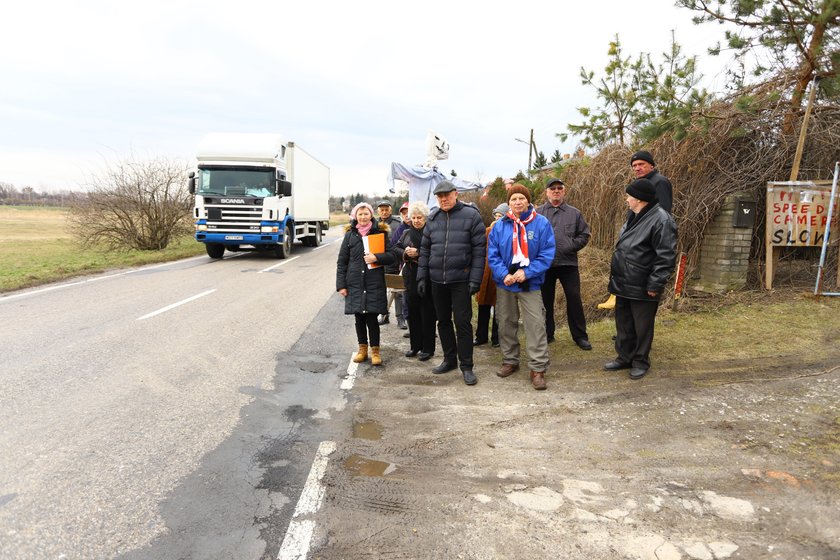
[188, 133, 330, 259]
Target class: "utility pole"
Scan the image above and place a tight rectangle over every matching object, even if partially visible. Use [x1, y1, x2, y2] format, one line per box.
[515, 128, 537, 177]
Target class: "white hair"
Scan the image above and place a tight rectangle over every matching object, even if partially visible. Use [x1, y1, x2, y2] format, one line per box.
[408, 201, 429, 218]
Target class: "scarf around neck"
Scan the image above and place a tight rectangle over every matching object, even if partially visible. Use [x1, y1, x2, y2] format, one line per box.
[355, 220, 373, 237]
[507, 206, 536, 267]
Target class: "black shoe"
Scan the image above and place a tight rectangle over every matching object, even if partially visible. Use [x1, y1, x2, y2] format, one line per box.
[491, 341, 500, 348]
[418, 352, 434, 361]
[604, 360, 632, 371]
[575, 338, 593, 351]
[405, 349, 419, 357]
[378, 314, 390, 325]
[546, 334, 555, 343]
[462, 369, 477, 385]
[472, 339, 488, 346]
[629, 367, 649, 380]
[397, 318, 407, 329]
[432, 361, 457, 374]
[402, 331, 411, 338]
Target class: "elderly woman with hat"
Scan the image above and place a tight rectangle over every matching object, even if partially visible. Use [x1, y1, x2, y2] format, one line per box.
[604, 178, 677, 380]
[487, 185, 556, 390]
[336, 202, 397, 366]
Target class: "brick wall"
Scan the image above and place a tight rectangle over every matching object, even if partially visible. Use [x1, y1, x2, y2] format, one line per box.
[694, 195, 754, 292]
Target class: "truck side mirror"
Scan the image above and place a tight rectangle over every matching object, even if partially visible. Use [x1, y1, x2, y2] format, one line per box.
[188, 171, 196, 194]
[277, 180, 292, 197]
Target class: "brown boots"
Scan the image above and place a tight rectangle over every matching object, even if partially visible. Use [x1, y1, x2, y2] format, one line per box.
[530, 371, 547, 390]
[352, 344, 382, 366]
[353, 344, 368, 363]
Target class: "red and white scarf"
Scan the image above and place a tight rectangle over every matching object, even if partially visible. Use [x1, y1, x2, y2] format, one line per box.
[507, 206, 536, 267]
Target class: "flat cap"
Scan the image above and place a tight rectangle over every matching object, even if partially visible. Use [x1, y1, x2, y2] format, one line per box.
[433, 180, 457, 194]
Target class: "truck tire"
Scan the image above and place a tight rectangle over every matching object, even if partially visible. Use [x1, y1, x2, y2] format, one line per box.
[304, 223, 321, 247]
[206, 243, 225, 259]
[275, 225, 292, 259]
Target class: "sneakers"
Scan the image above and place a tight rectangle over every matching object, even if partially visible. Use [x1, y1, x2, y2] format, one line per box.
[378, 314, 390, 325]
[397, 317, 407, 329]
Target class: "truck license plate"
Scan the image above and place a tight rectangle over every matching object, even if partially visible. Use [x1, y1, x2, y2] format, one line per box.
[225, 235, 243, 240]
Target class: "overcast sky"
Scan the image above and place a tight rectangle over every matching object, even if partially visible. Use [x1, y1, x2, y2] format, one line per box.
[0, 0, 733, 197]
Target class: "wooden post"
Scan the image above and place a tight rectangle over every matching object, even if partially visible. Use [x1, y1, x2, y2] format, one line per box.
[789, 76, 818, 181]
[765, 185, 775, 290]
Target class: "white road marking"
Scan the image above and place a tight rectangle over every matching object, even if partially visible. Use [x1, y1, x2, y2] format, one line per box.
[258, 256, 300, 273]
[312, 239, 338, 251]
[340, 355, 359, 390]
[136, 289, 216, 321]
[278, 440, 337, 560]
[0, 256, 208, 303]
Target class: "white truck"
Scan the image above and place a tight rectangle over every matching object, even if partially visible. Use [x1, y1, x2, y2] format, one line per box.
[189, 133, 330, 259]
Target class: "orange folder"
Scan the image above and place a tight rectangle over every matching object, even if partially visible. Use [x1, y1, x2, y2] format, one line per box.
[363, 233, 385, 269]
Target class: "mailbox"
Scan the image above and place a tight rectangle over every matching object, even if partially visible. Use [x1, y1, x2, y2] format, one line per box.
[733, 199, 756, 228]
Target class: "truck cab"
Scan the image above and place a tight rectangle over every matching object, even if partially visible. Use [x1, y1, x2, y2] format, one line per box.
[189, 133, 329, 259]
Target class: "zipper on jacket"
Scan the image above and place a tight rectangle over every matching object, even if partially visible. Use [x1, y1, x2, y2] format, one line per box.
[443, 211, 450, 283]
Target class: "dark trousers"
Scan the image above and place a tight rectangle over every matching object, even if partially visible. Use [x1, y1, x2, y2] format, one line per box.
[614, 296, 660, 370]
[541, 266, 588, 341]
[475, 304, 499, 345]
[405, 289, 436, 354]
[354, 313, 380, 346]
[431, 281, 473, 369]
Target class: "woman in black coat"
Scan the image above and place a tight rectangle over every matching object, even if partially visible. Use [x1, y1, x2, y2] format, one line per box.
[336, 202, 396, 366]
[395, 201, 436, 361]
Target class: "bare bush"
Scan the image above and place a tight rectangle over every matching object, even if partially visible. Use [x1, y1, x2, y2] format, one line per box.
[68, 156, 193, 250]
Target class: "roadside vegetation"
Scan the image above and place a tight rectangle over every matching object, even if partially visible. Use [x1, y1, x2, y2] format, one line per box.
[0, 206, 203, 293]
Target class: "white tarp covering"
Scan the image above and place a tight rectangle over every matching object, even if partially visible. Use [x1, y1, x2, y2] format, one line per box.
[387, 162, 481, 208]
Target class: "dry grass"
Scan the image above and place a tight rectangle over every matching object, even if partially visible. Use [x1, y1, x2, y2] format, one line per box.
[0, 206, 204, 293]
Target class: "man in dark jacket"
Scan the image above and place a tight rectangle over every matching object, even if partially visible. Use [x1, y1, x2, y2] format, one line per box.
[376, 200, 405, 327]
[536, 177, 592, 350]
[417, 180, 486, 385]
[630, 150, 673, 214]
[604, 178, 677, 380]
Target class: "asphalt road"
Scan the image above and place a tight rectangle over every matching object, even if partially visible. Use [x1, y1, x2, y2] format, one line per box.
[0, 231, 354, 560]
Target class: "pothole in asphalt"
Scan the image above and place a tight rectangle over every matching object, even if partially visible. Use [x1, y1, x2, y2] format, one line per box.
[297, 360, 333, 374]
[344, 454, 397, 477]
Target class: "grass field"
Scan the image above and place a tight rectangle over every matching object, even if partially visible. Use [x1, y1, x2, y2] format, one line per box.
[0, 206, 204, 293]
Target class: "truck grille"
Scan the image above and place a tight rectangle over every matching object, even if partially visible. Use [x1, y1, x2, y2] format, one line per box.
[205, 204, 264, 232]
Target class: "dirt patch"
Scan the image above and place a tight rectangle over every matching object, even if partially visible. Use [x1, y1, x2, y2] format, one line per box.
[310, 316, 840, 559]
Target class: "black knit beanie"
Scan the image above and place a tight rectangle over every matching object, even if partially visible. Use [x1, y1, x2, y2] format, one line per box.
[630, 150, 655, 167]
[626, 179, 656, 202]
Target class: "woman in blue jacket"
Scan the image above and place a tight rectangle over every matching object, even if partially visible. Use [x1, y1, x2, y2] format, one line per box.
[487, 184, 555, 390]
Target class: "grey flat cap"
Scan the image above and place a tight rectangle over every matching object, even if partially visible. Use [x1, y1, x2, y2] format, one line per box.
[433, 180, 457, 194]
[376, 199, 392, 207]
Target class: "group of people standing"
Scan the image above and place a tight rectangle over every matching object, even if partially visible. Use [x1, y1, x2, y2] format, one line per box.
[335, 150, 677, 388]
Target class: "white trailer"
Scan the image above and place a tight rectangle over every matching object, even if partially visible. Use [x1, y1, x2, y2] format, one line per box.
[189, 133, 330, 259]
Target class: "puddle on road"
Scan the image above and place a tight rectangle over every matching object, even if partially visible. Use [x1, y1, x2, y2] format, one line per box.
[353, 420, 383, 440]
[344, 454, 397, 477]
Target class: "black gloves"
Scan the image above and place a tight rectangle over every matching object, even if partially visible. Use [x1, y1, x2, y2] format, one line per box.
[469, 282, 481, 295]
[417, 278, 427, 298]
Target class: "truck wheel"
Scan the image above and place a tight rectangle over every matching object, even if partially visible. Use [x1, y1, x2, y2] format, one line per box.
[275, 226, 292, 259]
[206, 243, 225, 259]
[304, 223, 321, 247]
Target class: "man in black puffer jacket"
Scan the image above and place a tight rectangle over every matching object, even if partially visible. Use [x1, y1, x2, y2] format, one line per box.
[604, 178, 677, 380]
[417, 180, 486, 385]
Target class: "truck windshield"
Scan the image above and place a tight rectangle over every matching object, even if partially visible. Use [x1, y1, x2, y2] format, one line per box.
[197, 167, 275, 197]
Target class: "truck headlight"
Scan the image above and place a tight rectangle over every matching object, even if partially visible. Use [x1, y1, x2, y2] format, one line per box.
[197, 224, 208, 231]
[261, 226, 279, 233]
